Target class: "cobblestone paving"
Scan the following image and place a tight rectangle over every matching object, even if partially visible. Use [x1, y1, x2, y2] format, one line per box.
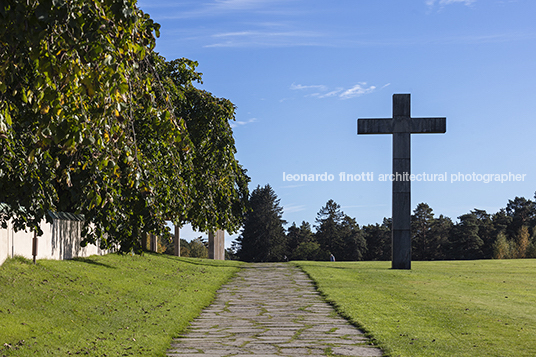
[167, 263, 383, 356]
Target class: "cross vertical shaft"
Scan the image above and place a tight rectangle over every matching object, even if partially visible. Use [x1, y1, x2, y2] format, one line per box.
[392, 95, 411, 269]
[357, 93, 446, 270]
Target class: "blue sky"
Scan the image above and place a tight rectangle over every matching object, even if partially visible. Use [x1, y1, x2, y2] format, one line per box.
[138, 0, 536, 246]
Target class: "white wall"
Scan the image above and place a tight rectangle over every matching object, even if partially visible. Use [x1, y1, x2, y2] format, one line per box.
[0, 223, 9, 266]
[0, 218, 108, 266]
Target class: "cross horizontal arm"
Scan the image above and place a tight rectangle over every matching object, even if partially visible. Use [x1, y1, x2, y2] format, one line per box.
[410, 118, 446, 134]
[358, 117, 446, 134]
[357, 118, 393, 134]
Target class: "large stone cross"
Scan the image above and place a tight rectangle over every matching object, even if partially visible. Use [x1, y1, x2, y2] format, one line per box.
[358, 94, 446, 269]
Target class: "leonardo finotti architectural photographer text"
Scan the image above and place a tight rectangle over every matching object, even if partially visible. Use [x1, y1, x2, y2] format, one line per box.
[282, 172, 527, 184]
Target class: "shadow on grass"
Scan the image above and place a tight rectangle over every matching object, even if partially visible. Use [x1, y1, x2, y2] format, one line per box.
[71, 257, 116, 269]
[294, 261, 392, 271]
[292, 262, 381, 345]
[8, 255, 34, 264]
[154, 253, 243, 268]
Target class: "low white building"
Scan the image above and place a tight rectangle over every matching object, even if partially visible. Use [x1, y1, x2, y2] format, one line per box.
[0, 211, 109, 266]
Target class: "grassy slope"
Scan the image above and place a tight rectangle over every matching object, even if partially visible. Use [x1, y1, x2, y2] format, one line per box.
[297, 260, 536, 357]
[0, 254, 241, 356]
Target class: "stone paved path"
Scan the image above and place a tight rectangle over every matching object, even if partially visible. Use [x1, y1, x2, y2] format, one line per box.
[167, 263, 383, 357]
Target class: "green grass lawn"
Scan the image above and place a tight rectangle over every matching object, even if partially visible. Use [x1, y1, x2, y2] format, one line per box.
[296, 259, 536, 357]
[0, 254, 241, 356]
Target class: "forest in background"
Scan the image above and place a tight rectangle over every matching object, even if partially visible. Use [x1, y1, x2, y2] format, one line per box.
[232, 185, 536, 262]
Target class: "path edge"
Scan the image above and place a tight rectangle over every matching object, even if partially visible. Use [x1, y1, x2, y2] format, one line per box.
[291, 261, 388, 356]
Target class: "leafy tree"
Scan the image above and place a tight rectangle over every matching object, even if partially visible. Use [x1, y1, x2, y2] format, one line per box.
[492, 226, 532, 259]
[527, 229, 536, 258]
[0, 2, 249, 252]
[505, 197, 536, 240]
[160, 57, 250, 233]
[0, 0, 165, 243]
[493, 232, 515, 259]
[157, 230, 174, 255]
[287, 221, 318, 260]
[293, 241, 323, 261]
[188, 237, 208, 258]
[235, 185, 287, 262]
[225, 248, 239, 260]
[287, 221, 316, 260]
[179, 239, 191, 257]
[515, 226, 531, 258]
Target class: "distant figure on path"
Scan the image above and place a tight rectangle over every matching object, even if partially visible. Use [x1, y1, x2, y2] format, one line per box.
[330, 254, 335, 262]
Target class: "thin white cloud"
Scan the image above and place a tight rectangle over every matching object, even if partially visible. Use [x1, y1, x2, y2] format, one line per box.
[200, 30, 536, 49]
[290, 83, 327, 91]
[145, 0, 300, 21]
[279, 97, 294, 103]
[143, 0, 533, 50]
[280, 184, 305, 188]
[426, 0, 476, 8]
[212, 31, 254, 38]
[169, 0, 275, 18]
[284, 204, 307, 213]
[205, 30, 325, 48]
[339, 83, 377, 99]
[341, 204, 387, 209]
[230, 118, 257, 128]
[310, 88, 343, 99]
[443, 32, 535, 44]
[289, 82, 388, 100]
[212, 0, 270, 10]
[213, 30, 316, 39]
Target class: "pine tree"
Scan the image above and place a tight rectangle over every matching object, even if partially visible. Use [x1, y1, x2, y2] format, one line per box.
[315, 200, 366, 261]
[449, 213, 484, 259]
[429, 214, 453, 260]
[506, 197, 536, 240]
[363, 219, 391, 261]
[339, 215, 367, 261]
[288, 221, 319, 260]
[471, 209, 495, 259]
[235, 185, 287, 262]
[411, 203, 435, 260]
[315, 200, 345, 260]
[287, 222, 301, 257]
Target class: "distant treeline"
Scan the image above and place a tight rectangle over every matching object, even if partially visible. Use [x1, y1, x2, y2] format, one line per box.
[231, 184, 536, 262]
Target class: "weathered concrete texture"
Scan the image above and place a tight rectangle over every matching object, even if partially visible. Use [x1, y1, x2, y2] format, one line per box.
[167, 263, 383, 357]
[358, 93, 447, 270]
[208, 230, 225, 260]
